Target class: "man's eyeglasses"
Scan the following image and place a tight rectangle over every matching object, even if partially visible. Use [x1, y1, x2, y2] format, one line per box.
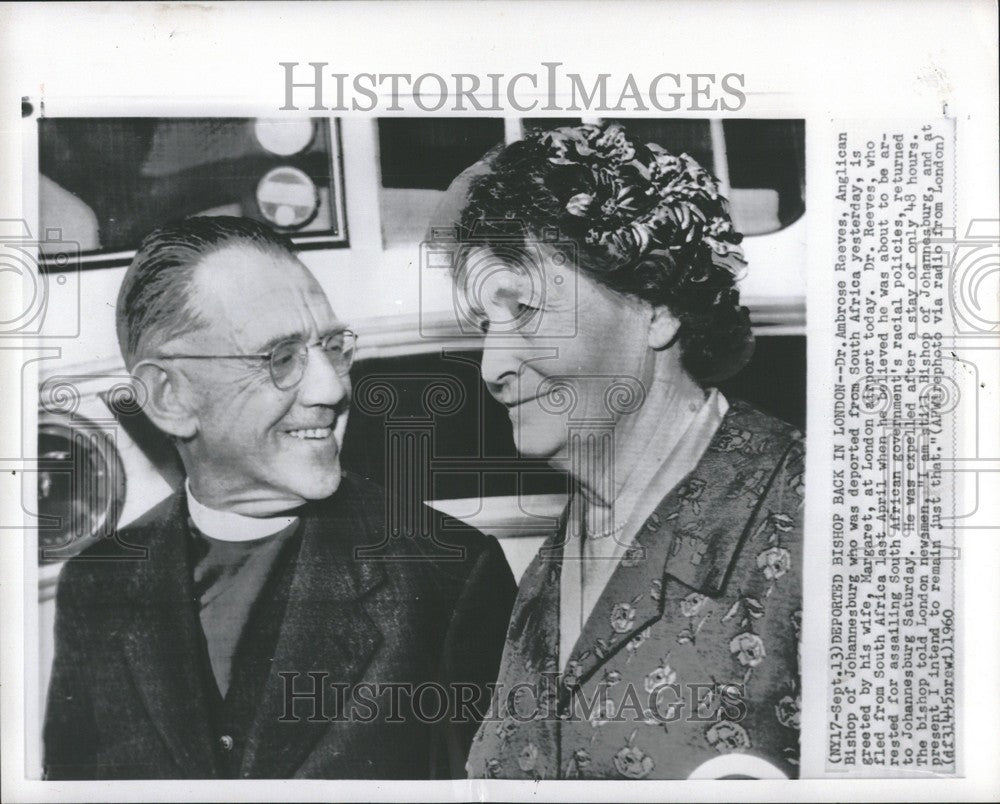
[155, 330, 357, 391]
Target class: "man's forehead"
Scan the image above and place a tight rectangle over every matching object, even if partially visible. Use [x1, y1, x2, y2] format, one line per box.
[189, 243, 335, 344]
[193, 242, 316, 293]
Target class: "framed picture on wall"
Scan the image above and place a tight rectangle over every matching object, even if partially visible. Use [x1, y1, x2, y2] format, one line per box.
[35, 115, 347, 271]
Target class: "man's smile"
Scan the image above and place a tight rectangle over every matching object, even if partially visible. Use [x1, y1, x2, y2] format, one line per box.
[283, 426, 334, 440]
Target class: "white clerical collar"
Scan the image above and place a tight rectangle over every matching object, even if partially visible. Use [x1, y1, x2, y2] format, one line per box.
[185, 479, 299, 542]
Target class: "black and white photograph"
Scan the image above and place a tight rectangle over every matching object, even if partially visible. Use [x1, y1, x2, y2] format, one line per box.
[1, 2, 996, 802]
[32, 113, 806, 781]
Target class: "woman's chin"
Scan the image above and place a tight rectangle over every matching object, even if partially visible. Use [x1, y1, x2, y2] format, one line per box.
[511, 431, 567, 463]
[508, 405, 570, 461]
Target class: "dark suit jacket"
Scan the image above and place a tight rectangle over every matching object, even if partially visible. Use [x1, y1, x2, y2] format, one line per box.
[43, 473, 516, 780]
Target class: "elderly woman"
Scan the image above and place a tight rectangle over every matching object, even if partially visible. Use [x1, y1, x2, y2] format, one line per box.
[442, 123, 805, 780]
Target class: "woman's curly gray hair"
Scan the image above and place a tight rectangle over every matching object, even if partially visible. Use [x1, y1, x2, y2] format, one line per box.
[456, 122, 755, 384]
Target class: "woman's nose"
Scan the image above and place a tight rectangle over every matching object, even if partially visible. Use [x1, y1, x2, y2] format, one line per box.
[479, 341, 521, 403]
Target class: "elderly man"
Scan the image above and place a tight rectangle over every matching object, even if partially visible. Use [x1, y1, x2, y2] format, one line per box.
[43, 216, 516, 780]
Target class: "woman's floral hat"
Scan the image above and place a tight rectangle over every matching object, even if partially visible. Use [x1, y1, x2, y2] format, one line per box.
[538, 123, 747, 276]
[430, 121, 756, 383]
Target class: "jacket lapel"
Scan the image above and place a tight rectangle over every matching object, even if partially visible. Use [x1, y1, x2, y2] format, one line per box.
[120, 493, 220, 777]
[559, 512, 671, 695]
[239, 492, 386, 778]
[507, 520, 566, 682]
[563, 401, 790, 692]
[473, 522, 564, 778]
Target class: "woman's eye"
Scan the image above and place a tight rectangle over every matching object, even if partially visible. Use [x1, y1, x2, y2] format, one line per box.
[515, 302, 541, 320]
[466, 308, 490, 333]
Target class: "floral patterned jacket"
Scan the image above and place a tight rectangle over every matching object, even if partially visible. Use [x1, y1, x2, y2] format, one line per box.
[467, 401, 805, 780]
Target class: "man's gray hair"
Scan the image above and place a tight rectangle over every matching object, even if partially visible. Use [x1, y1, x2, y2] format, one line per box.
[116, 216, 295, 369]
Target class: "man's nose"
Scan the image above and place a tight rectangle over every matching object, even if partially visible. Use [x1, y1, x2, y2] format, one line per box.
[297, 345, 350, 407]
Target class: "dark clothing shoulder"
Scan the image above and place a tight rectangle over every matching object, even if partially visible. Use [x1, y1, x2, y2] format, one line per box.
[44, 472, 516, 780]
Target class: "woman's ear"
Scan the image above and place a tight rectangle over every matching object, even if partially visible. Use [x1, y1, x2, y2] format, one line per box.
[648, 304, 682, 350]
[131, 361, 198, 440]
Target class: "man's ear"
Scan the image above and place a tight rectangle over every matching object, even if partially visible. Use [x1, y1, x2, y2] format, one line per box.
[131, 361, 199, 440]
[648, 304, 682, 350]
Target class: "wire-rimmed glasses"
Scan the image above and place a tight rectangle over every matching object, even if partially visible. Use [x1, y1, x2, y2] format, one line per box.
[153, 329, 357, 390]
